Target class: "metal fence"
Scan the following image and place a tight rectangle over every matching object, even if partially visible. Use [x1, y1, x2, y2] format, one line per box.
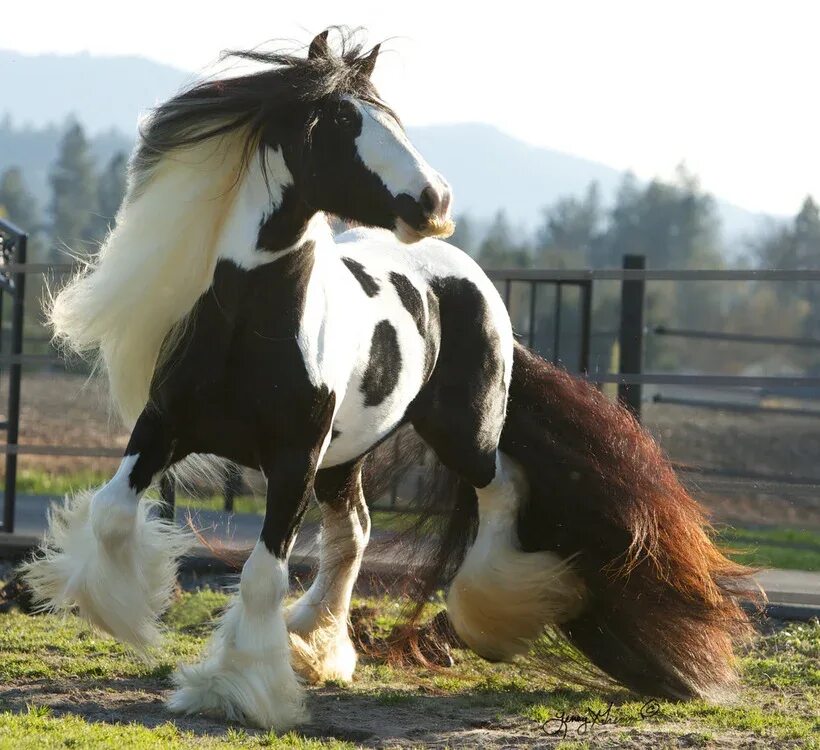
[0, 219, 27, 533]
[487, 259, 820, 420]
[2, 231, 820, 531]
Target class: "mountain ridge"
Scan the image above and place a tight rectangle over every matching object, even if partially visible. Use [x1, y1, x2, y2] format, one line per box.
[1, 49, 778, 244]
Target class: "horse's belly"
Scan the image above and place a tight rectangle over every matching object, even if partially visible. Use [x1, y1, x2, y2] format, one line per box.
[319, 402, 407, 468]
[319, 320, 427, 469]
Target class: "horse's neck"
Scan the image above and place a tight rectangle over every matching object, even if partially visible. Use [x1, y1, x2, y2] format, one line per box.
[218, 146, 332, 269]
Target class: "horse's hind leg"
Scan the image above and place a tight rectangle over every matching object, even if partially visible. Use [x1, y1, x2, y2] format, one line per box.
[286, 459, 371, 683]
[446, 451, 586, 660]
[21, 408, 192, 652]
[407, 276, 584, 661]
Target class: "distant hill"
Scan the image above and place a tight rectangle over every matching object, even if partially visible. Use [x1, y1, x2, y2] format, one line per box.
[0, 49, 777, 246]
[1, 49, 191, 134]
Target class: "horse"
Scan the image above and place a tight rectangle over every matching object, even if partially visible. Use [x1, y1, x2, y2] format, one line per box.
[22, 29, 756, 730]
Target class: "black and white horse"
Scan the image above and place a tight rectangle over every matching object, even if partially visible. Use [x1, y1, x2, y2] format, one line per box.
[23, 30, 755, 730]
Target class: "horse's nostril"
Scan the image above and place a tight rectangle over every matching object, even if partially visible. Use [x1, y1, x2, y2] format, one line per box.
[420, 186, 439, 218]
[440, 187, 452, 215]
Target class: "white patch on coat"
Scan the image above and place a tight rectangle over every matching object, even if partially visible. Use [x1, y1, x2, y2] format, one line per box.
[446, 452, 586, 661]
[352, 99, 444, 203]
[316, 228, 513, 468]
[216, 145, 296, 269]
[168, 541, 307, 729]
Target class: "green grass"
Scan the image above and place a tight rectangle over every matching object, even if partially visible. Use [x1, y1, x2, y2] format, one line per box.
[14, 468, 111, 497]
[0, 590, 817, 747]
[717, 525, 820, 571]
[0, 708, 356, 750]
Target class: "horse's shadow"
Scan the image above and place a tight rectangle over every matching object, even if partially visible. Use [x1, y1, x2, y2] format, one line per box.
[1, 676, 613, 747]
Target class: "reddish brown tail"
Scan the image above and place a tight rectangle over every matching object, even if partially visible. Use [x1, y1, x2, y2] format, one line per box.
[501, 343, 758, 698]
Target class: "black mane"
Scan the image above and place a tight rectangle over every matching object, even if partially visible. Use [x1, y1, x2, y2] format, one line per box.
[132, 27, 391, 188]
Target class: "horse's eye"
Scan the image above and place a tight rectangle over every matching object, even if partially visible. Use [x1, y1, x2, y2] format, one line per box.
[334, 102, 357, 128]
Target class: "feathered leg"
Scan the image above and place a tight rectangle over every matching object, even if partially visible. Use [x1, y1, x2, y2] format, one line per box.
[286, 460, 370, 683]
[446, 452, 586, 660]
[21, 410, 192, 653]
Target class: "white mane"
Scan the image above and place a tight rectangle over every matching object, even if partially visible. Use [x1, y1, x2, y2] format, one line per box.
[49, 131, 285, 425]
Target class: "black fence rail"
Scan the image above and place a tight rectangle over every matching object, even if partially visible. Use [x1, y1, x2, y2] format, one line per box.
[0, 219, 27, 533]
[487, 260, 820, 421]
[485, 271, 592, 373]
[1, 250, 820, 531]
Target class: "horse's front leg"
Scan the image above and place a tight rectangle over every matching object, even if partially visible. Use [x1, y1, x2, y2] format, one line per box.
[286, 459, 371, 683]
[21, 408, 192, 653]
[168, 431, 331, 729]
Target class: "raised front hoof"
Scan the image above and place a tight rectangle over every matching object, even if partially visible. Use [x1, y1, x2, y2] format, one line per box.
[168, 653, 308, 729]
[289, 628, 357, 684]
[19, 490, 191, 655]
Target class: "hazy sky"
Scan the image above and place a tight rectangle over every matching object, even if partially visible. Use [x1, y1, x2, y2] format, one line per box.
[3, 0, 818, 215]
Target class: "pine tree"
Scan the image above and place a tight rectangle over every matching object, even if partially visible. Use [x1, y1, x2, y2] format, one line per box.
[478, 210, 531, 269]
[49, 121, 97, 254]
[754, 196, 820, 342]
[534, 182, 602, 267]
[90, 151, 128, 241]
[0, 167, 39, 231]
[449, 212, 478, 256]
[598, 166, 721, 270]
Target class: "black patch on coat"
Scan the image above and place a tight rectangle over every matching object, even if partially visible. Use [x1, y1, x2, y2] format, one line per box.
[389, 272, 425, 338]
[360, 320, 401, 407]
[407, 276, 505, 488]
[315, 458, 365, 514]
[423, 288, 441, 382]
[331, 428, 341, 441]
[256, 185, 314, 253]
[342, 257, 380, 297]
[135, 240, 336, 559]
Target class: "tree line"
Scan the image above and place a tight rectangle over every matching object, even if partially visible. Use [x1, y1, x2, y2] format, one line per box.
[0, 120, 127, 261]
[2, 121, 820, 374]
[449, 167, 820, 374]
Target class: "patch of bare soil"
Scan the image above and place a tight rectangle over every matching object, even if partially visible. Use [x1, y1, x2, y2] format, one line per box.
[0, 677, 799, 749]
[0, 371, 128, 474]
[643, 402, 820, 528]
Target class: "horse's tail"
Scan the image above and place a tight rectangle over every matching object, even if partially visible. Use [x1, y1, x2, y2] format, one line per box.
[497, 342, 758, 699]
[393, 342, 758, 699]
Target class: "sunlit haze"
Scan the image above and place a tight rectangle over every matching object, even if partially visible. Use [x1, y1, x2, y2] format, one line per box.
[3, 0, 818, 215]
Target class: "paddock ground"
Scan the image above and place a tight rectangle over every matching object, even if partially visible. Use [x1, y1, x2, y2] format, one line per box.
[0, 587, 817, 750]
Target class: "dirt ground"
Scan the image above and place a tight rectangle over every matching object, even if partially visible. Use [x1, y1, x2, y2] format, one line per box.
[0, 580, 816, 750]
[0, 679, 785, 749]
[2, 371, 820, 528]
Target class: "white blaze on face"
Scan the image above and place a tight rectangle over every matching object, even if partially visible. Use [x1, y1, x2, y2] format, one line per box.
[351, 98, 444, 203]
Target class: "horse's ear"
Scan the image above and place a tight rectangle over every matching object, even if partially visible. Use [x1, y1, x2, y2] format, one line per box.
[358, 44, 380, 79]
[308, 30, 330, 60]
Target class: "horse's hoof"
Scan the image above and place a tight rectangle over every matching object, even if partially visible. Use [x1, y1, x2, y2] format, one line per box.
[20, 490, 191, 655]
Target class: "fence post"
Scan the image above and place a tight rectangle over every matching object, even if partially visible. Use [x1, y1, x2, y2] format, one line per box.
[159, 473, 175, 521]
[618, 254, 645, 421]
[579, 280, 592, 374]
[3, 232, 26, 534]
[223, 463, 242, 513]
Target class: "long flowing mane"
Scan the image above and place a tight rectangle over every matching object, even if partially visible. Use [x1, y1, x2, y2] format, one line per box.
[48, 28, 389, 425]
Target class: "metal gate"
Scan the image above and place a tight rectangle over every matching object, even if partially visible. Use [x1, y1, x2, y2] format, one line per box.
[0, 218, 27, 533]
